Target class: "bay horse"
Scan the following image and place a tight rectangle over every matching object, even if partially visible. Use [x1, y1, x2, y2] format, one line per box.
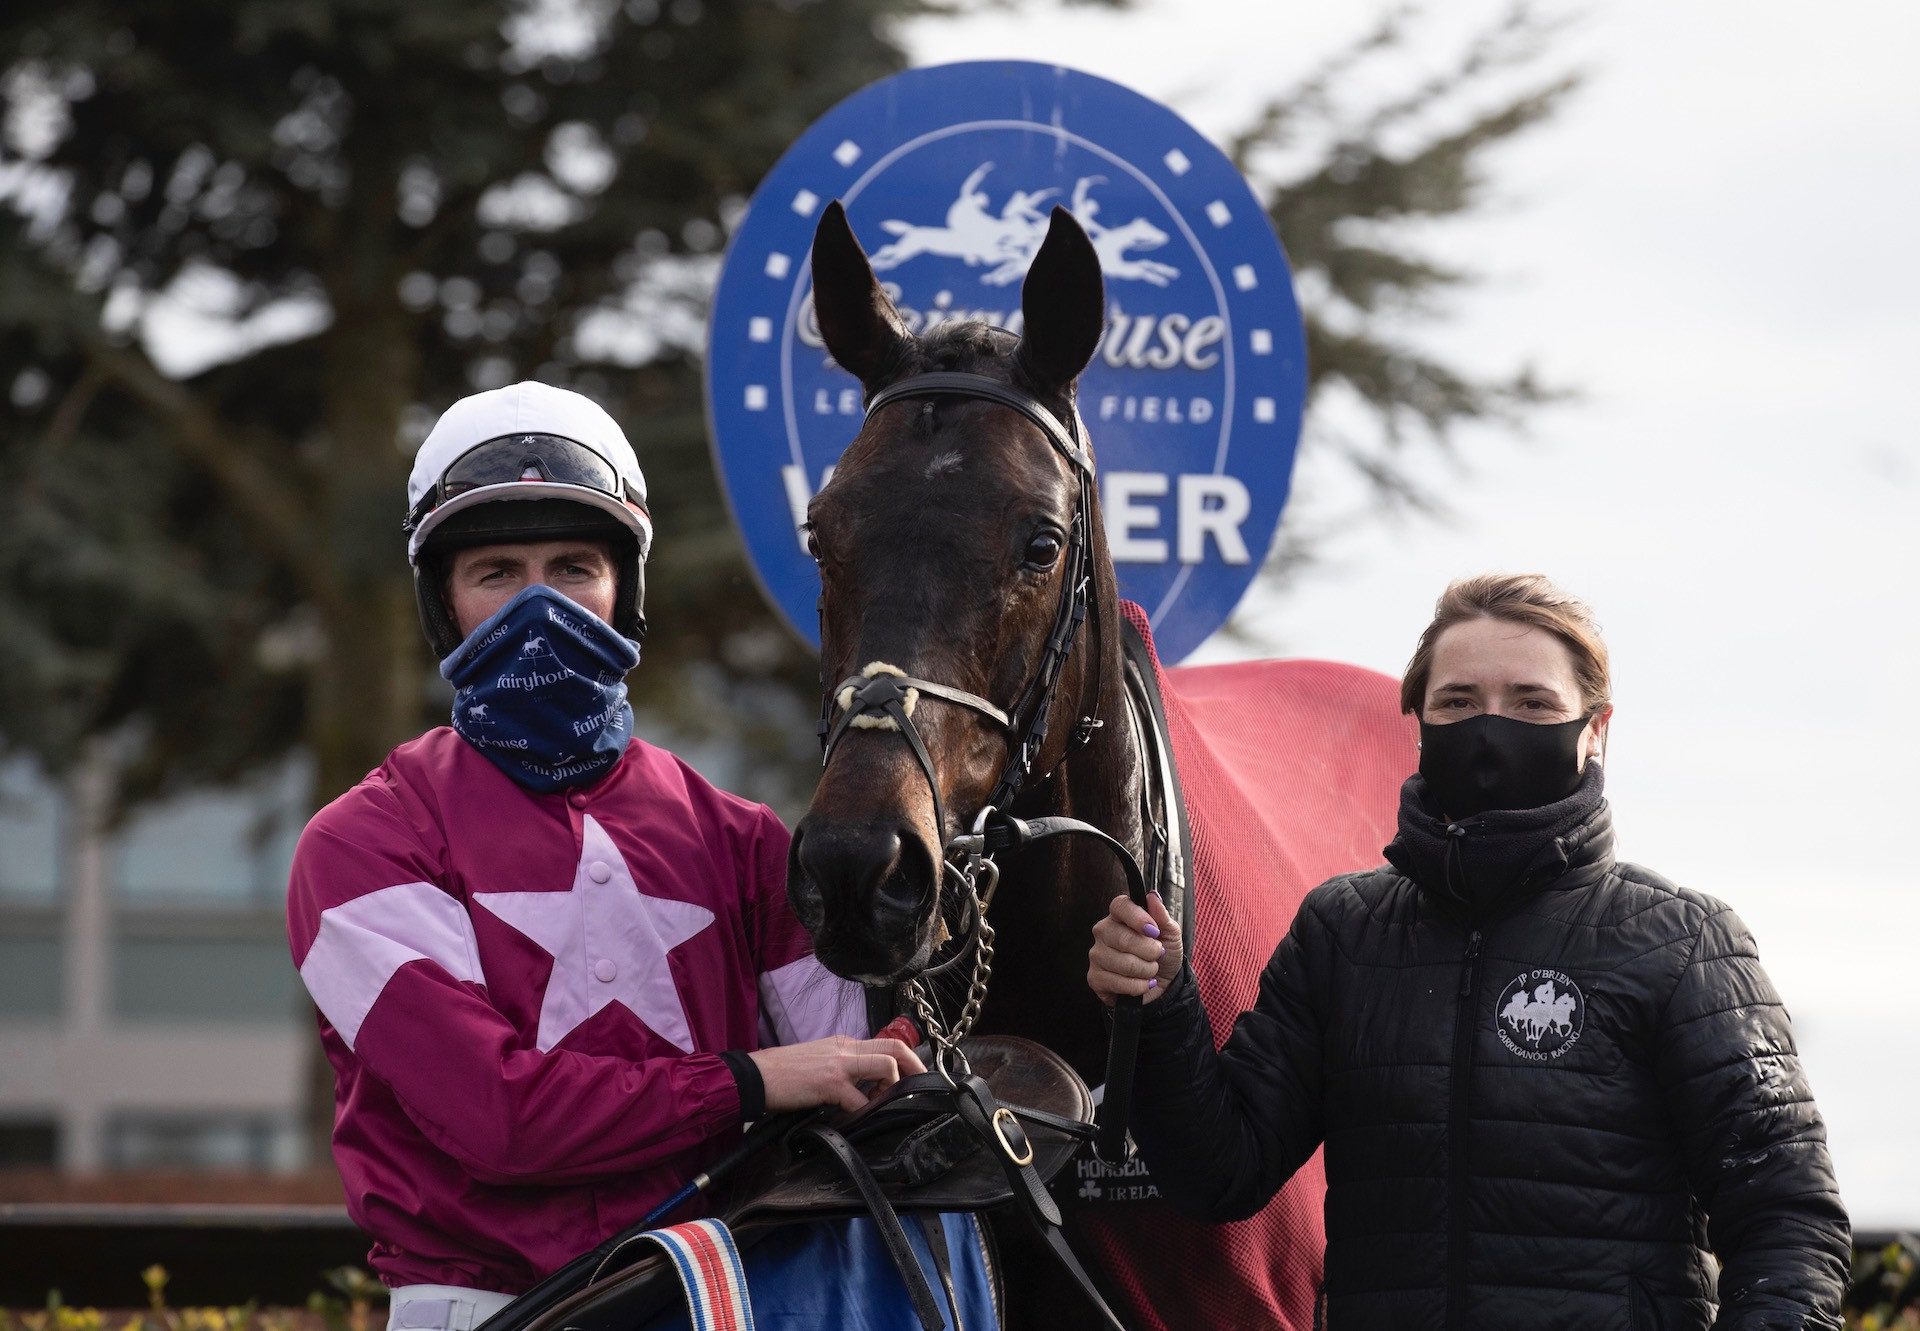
[788, 201, 1415, 1328]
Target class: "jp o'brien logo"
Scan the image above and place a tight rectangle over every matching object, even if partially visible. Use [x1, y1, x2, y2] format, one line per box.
[1496, 970, 1586, 1061]
[706, 61, 1309, 664]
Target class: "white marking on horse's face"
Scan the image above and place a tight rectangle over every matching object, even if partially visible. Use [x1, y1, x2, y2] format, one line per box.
[924, 451, 963, 480]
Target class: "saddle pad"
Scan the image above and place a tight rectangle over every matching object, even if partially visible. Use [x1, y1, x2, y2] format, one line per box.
[628, 1216, 998, 1331]
[1065, 604, 1415, 1330]
[633, 1220, 754, 1331]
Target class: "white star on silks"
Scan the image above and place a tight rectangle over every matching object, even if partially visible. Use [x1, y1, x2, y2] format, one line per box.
[473, 815, 714, 1053]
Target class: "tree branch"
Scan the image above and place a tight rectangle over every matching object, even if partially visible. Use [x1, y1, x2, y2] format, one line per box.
[36, 361, 108, 455]
[76, 328, 344, 616]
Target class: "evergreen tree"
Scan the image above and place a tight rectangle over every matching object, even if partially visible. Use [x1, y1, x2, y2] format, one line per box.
[0, 0, 908, 818]
[1235, 4, 1578, 591]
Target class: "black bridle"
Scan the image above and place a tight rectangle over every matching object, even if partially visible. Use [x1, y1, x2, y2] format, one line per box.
[813, 370, 1148, 1164]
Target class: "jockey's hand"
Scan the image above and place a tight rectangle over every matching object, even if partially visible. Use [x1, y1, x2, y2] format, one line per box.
[749, 1036, 926, 1114]
[1088, 891, 1181, 1007]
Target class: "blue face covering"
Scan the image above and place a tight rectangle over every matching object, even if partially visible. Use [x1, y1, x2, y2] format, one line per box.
[441, 584, 642, 792]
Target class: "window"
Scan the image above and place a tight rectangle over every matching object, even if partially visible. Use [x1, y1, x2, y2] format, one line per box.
[0, 920, 62, 1019]
[112, 933, 301, 1023]
[112, 758, 310, 905]
[103, 1113, 300, 1172]
[0, 759, 61, 903]
[0, 1118, 60, 1168]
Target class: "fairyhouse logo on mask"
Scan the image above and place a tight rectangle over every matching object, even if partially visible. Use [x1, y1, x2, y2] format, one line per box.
[706, 61, 1308, 664]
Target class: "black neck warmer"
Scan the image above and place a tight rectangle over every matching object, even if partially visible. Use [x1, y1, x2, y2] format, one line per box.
[1385, 761, 1614, 918]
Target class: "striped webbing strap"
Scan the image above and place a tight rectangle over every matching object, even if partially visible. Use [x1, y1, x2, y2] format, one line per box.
[634, 1219, 755, 1331]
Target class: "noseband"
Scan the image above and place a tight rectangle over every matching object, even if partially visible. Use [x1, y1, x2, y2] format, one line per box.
[816, 372, 1100, 855]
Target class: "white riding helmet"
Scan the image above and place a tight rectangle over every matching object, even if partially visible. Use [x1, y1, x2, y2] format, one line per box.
[404, 381, 652, 657]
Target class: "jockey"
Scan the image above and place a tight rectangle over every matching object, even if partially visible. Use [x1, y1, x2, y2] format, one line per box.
[285, 382, 932, 1330]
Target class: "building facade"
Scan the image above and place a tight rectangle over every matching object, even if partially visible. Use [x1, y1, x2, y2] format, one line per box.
[0, 755, 312, 1174]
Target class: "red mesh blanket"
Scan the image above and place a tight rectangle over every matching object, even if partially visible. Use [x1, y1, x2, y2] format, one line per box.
[1066, 604, 1416, 1329]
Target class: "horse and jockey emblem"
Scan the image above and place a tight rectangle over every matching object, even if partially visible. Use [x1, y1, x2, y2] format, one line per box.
[1495, 969, 1586, 1061]
[869, 164, 1180, 288]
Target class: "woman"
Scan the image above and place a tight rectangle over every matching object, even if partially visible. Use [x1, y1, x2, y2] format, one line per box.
[1088, 574, 1850, 1330]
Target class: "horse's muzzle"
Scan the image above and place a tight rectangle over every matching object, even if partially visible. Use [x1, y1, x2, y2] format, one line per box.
[788, 814, 939, 981]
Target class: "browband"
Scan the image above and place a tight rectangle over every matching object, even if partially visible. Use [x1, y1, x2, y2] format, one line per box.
[864, 372, 1091, 476]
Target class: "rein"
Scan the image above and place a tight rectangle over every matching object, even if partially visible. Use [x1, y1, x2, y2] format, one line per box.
[815, 371, 1155, 1164]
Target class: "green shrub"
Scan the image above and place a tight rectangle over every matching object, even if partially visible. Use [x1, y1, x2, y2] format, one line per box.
[1848, 1236, 1920, 1331]
[7, 1247, 1918, 1329]
[0, 1265, 385, 1331]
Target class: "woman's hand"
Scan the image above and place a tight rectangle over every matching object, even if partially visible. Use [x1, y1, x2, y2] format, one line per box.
[748, 1036, 927, 1113]
[1088, 891, 1182, 1006]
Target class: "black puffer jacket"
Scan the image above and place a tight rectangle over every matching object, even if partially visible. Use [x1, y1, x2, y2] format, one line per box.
[1131, 766, 1850, 1330]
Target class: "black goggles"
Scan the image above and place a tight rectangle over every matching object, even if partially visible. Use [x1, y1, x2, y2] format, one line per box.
[404, 433, 644, 533]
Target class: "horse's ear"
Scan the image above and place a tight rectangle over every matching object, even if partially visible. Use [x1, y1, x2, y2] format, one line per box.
[810, 200, 912, 390]
[1015, 206, 1105, 395]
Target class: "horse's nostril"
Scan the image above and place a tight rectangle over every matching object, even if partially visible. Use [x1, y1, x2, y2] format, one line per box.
[792, 818, 937, 933]
[872, 830, 936, 917]
[787, 831, 825, 926]
[796, 822, 902, 907]
[872, 868, 926, 915]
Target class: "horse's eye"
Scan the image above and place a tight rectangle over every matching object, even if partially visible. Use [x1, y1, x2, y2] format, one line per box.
[804, 528, 822, 562]
[1024, 532, 1063, 569]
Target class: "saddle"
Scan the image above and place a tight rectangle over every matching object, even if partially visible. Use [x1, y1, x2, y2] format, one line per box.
[495, 1035, 1123, 1331]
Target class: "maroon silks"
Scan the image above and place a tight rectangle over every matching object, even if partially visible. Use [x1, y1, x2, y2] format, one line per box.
[287, 730, 865, 1293]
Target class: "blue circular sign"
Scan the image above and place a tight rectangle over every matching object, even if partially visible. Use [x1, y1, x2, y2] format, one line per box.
[706, 61, 1306, 663]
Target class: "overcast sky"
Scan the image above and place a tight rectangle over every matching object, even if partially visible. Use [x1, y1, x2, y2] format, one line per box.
[903, 0, 1920, 1226]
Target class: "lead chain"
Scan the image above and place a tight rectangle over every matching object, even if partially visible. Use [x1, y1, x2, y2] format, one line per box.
[907, 858, 996, 1079]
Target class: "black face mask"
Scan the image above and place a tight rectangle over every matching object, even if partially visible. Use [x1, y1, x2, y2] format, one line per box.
[1418, 713, 1590, 819]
